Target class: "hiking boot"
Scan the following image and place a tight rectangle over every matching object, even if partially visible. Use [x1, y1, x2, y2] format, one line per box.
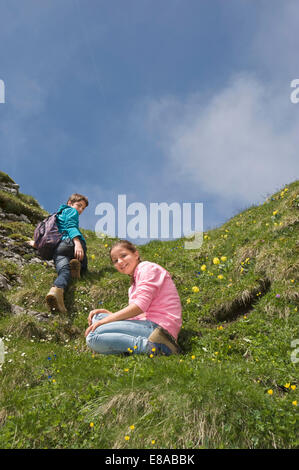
[46, 286, 67, 314]
[69, 259, 81, 279]
[147, 341, 172, 356]
[147, 327, 181, 355]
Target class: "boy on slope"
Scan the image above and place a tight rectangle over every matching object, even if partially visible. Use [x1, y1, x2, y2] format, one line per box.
[46, 193, 88, 313]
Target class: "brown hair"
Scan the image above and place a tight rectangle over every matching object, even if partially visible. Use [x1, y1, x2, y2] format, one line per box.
[109, 240, 141, 283]
[67, 193, 89, 207]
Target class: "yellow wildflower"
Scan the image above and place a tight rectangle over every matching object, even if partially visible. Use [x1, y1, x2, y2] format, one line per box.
[124, 435, 130, 441]
[284, 383, 290, 388]
[213, 257, 220, 265]
[217, 275, 224, 280]
[151, 439, 156, 445]
[291, 385, 296, 391]
[273, 210, 278, 216]
[129, 425, 135, 430]
[149, 354, 154, 358]
[186, 298, 191, 304]
[90, 422, 94, 428]
[192, 286, 199, 293]
[220, 256, 227, 262]
[191, 355, 195, 360]
[292, 401, 297, 406]
[201, 264, 207, 271]
[267, 389, 273, 395]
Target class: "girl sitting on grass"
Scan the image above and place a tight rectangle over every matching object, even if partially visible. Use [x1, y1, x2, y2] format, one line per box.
[85, 240, 182, 356]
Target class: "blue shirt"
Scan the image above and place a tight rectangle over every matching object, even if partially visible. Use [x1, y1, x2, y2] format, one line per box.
[56, 204, 86, 242]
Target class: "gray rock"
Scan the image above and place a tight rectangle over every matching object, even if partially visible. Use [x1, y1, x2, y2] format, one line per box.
[29, 257, 45, 265]
[19, 214, 31, 223]
[1, 212, 28, 223]
[10, 304, 53, 322]
[0, 274, 10, 290]
[11, 305, 26, 316]
[0, 182, 19, 195]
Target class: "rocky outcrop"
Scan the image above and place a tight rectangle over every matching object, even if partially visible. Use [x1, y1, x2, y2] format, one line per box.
[0, 181, 19, 195]
[10, 304, 54, 322]
[0, 171, 53, 320]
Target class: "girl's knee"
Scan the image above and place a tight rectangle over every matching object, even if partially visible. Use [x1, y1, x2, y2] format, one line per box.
[86, 332, 96, 350]
[93, 313, 108, 323]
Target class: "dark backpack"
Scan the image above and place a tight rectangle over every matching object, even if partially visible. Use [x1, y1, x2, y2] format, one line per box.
[33, 208, 66, 260]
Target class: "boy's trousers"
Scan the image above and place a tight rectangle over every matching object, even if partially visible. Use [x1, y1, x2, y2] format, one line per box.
[53, 237, 87, 289]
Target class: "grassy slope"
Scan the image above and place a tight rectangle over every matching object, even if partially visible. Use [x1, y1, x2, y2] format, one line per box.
[0, 180, 298, 449]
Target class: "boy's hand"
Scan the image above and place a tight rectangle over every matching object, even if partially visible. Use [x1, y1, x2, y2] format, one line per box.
[74, 239, 84, 261]
[88, 309, 112, 326]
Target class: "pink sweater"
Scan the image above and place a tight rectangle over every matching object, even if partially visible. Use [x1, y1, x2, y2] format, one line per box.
[128, 261, 182, 341]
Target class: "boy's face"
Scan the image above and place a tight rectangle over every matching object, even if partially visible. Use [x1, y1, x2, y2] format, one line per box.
[68, 200, 87, 215]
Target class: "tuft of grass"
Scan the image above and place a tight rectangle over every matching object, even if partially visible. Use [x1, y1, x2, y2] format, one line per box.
[0, 190, 47, 224]
[0, 171, 16, 184]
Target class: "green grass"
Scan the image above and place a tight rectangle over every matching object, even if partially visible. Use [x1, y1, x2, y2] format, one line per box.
[0, 190, 47, 224]
[0, 180, 298, 449]
[0, 171, 16, 185]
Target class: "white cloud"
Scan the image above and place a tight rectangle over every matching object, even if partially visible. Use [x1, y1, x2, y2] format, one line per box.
[143, 73, 299, 207]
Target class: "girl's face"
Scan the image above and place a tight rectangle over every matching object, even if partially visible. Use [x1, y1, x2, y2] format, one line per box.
[110, 246, 140, 276]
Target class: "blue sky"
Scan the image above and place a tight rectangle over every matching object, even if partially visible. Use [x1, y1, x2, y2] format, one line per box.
[1, 0, 299, 243]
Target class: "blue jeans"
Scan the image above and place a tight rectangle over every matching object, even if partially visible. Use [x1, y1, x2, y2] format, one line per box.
[53, 238, 87, 289]
[86, 313, 159, 355]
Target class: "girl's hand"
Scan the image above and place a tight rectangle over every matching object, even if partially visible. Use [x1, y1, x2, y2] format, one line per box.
[88, 308, 112, 326]
[85, 321, 103, 337]
[85, 324, 93, 337]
